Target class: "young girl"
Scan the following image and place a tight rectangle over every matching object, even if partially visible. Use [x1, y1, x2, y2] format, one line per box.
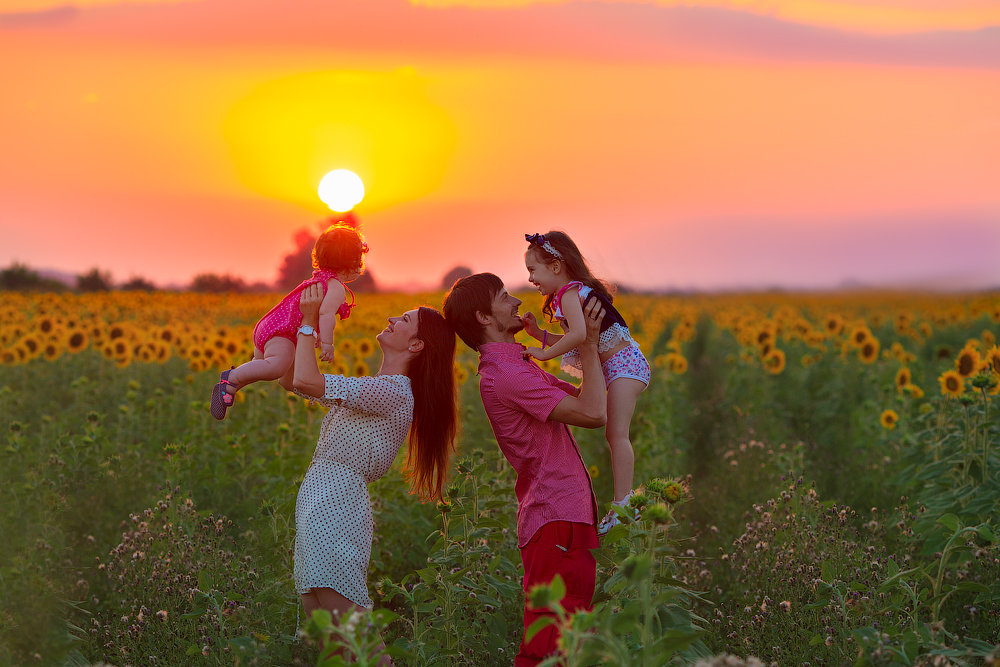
[520, 231, 651, 535]
[210, 223, 368, 420]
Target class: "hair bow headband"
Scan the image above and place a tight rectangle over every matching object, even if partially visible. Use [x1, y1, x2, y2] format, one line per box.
[525, 233, 564, 260]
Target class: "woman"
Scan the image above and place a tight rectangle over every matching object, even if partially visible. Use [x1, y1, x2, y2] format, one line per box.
[288, 283, 457, 646]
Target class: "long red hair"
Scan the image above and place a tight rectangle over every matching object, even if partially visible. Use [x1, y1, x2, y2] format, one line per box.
[405, 307, 458, 500]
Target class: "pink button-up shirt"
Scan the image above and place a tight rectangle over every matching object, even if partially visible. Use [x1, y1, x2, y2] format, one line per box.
[477, 342, 598, 547]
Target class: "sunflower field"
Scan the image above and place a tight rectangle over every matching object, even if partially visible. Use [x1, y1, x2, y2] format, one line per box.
[1, 289, 999, 666]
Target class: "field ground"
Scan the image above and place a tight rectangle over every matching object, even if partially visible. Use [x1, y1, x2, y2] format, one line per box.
[1, 290, 999, 665]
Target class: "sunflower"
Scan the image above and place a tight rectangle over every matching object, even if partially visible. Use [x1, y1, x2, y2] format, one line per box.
[983, 330, 996, 348]
[42, 342, 60, 361]
[154, 343, 171, 363]
[805, 331, 826, 348]
[858, 339, 880, 364]
[849, 325, 871, 348]
[894, 368, 911, 392]
[67, 330, 88, 354]
[356, 338, 375, 358]
[984, 345, 1000, 375]
[879, 409, 898, 430]
[762, 348, 786, 375]
[938, 370, 964, 398]
[954, 346, 982, 378]
[902, 383, 924, 399]
[333, 360, 351, 376]
[823, 314, 844, 336]
[337, 338, 356, 357]
[454, 364, 469, 385]
[352, 360, 371, 377]
[38, 317, 55, 335]
[20, 336, 42, 360]
[663, 352, 688, 375]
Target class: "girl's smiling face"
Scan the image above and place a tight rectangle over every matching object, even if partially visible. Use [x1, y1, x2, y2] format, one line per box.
[525, 247, 564, 296]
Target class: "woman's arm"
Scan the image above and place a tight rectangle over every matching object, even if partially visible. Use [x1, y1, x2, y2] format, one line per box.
[318, 279, 345, 362]
[292, 283, 326, 397]
[525, 287, 587, 361]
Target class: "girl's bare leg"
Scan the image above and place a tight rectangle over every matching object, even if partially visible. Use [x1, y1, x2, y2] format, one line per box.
[605, 378, 645, 501]
[301, 588, 393, 666]
[225, 337, 295, 392]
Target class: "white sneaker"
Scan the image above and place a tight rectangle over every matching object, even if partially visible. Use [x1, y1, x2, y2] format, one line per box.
[597, 509, 621, 536]
[597, 492, 641, 536]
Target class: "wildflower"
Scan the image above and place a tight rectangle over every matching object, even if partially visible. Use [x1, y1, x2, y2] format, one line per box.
[663, 480, 685, 503]
[970, 372, 998, 391]
[879, 410, 898, 430]
[627, 492, 650, 510]
[779, 600, 791, 612]
[644, 477, 668, 496]
[938, 370, 964, 398]
[644, 503, 671, 524]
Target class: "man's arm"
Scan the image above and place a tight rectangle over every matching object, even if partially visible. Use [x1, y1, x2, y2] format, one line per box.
[548, 296, 607, 428]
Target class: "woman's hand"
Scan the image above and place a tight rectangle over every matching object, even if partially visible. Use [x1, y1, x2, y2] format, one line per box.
[299, 283, 323, 324]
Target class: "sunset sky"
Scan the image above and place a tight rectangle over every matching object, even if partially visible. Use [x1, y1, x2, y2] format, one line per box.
[1, 0, 998, 291]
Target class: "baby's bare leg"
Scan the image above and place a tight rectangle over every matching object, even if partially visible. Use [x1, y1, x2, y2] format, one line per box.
[227, 338, 295, 391]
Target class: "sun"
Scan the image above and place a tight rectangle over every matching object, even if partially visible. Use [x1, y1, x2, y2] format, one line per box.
[318, 169, 365, 212]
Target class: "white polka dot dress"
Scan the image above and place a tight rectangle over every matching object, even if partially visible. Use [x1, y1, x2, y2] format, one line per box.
[294, 374, 414, 608]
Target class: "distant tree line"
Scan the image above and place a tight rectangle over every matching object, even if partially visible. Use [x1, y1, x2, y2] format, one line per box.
[2, 214, 474, 294]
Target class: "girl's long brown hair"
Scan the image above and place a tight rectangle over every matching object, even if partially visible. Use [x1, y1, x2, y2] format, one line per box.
[529, 230, 615, 323]
[405, 307, 458, 501]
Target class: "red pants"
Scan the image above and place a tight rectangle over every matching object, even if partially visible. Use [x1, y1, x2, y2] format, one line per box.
[515, 521, 598, 667]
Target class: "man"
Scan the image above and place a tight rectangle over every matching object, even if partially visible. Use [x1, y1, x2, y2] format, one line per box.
[443, 273, 607, 666]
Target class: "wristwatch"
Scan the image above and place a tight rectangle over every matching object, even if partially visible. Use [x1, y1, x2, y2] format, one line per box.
[296, 324, 318, 340]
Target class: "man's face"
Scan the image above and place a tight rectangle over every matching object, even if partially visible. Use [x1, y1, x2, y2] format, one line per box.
[487, 287, 523, 337]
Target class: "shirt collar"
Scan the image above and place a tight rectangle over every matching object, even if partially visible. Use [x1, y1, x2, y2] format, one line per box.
[478, 341, 526, 360]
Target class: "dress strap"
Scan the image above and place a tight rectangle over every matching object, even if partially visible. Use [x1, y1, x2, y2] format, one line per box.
[553, 281, 585, 315]
[337, 284, 356, 320]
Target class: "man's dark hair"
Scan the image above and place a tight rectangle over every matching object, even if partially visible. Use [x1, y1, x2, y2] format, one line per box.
[442, 273, 504, 351]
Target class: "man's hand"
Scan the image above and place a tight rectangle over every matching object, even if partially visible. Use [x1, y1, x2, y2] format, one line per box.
[583, 296, 605, 344]
[298, 283, 323, 323]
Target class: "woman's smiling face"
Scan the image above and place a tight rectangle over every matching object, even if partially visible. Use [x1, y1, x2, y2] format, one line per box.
[376, 308, 421, 352]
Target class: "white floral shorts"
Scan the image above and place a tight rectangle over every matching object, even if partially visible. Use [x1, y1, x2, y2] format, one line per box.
[601, 344, 650, 388]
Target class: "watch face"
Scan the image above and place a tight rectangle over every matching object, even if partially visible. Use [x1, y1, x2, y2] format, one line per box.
[298, 325, 316, 336]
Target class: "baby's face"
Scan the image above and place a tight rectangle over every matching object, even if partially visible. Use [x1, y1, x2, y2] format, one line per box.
[524, 248, 561, 296]
[341, 266, 362, 283]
